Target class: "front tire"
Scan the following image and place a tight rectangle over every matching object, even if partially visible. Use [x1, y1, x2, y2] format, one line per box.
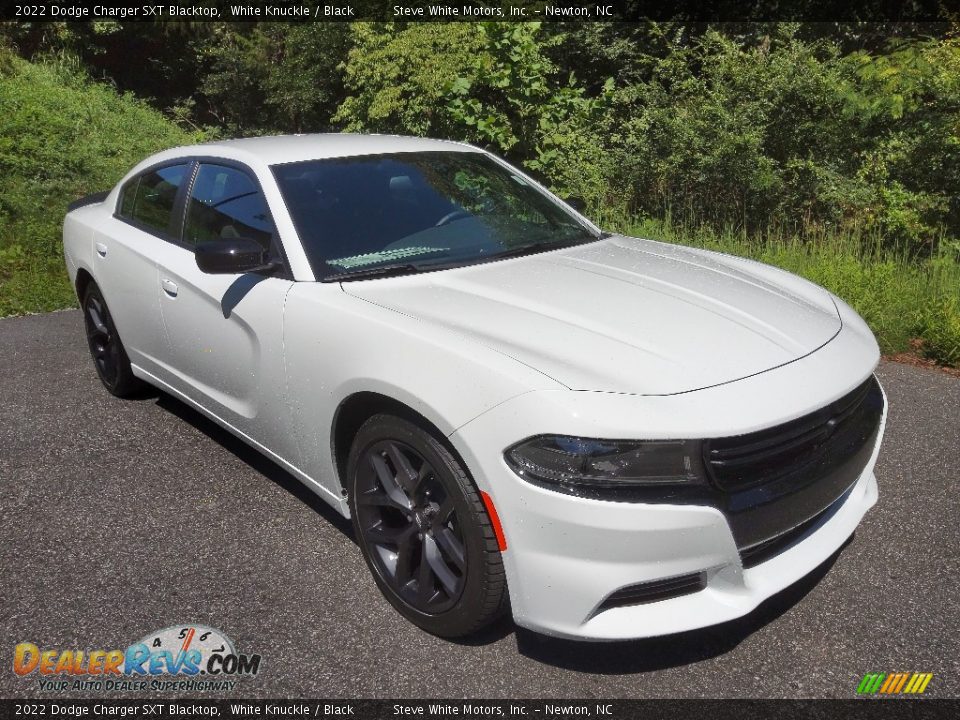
[82, 283, 144, 398]
[347, 414, 507, 638]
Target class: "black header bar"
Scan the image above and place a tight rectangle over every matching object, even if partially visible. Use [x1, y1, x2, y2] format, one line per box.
[0, 699, 959, 719]
[0, 0, 953, 23]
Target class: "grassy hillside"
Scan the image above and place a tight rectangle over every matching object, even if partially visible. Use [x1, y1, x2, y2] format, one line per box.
[0, 50, 203, 315]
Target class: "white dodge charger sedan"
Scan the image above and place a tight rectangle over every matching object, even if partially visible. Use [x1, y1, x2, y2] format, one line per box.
[63, 134, 886, 640]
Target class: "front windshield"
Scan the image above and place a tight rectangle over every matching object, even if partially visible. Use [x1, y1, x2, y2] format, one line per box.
[271, 151, 600, 280]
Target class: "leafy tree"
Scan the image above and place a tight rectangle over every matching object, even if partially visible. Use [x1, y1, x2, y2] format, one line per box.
[336, 22, 612, 200]
[607, 28, 960, 248]
[198, 23, 351, 133]
[840, 38, 960, 242]
[334, 23, 485, 136]
[444, 22, 613, 199]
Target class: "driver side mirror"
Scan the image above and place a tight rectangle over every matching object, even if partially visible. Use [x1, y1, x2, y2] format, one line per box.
[565, 196, 587, 213]
[195, 238, 278, 275]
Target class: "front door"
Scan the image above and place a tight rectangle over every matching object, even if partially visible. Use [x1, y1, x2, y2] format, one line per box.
[152, 161, 294, 455]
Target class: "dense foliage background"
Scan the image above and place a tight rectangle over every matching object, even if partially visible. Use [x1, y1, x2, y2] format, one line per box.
[1, 21, 958, 366]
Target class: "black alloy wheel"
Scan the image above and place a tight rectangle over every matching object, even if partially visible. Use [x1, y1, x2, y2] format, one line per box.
[356, 439, 466, 612]
[82, 283, 144, 397]
[347, 414, 507, 637]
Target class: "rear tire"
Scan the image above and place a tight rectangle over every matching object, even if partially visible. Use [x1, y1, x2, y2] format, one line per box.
[347, 413, 507, 638]
[82, 283, 145, 398]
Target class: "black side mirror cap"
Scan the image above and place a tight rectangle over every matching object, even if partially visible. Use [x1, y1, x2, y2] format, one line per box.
[195, 238, 278, 275]
[565, 196, 587, 213]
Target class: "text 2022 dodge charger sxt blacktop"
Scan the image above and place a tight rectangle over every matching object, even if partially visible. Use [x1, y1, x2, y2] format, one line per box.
[63, 135, 886, 640]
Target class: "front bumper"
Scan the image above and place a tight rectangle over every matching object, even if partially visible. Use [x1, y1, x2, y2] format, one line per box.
[506, 464, 877, 641]
[448, 328, 886, 640]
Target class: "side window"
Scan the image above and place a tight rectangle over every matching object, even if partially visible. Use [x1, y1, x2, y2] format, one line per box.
[127, 164, 189, 234]
[118, 177, 138, 218]
[184, 164, 274, 250]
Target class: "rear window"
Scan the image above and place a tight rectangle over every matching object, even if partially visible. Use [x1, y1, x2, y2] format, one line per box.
[120, 163, 189, 235]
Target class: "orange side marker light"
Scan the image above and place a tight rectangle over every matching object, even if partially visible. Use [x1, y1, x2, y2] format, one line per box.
[480, 491, 507, 552]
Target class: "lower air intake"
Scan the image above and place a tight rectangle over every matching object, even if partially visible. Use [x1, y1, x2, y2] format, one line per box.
[596, 572, 707, 613]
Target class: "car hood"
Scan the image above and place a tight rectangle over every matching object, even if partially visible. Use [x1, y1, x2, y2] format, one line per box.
[342, 236, 842, 395]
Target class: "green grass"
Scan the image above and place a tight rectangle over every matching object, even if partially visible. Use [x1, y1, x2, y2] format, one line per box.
[0, 245, 73, 316]
[0, 49, 204, 316]
[605, 214, 960, 368]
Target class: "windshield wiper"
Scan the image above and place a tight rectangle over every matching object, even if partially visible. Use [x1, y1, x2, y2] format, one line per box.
[325, 234, 605, 281]
[324, 263, 423, 282]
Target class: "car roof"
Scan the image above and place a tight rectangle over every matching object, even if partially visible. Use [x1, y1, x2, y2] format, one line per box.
[174, 133, 481, 166]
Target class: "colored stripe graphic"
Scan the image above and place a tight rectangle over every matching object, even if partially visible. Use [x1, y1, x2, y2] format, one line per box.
[879, 674, 898, 693]
[858, 672, 933, 695]
[857, 673, 885, 694]
[913, 674, 933, 694]
[892, 673, 909, 694]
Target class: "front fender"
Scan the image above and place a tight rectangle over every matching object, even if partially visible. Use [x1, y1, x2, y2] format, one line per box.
[282, 283, 561, 507]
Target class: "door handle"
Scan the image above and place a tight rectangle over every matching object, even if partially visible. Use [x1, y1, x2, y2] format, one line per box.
[161, 278, 178, 297]
[95, 242, 107, 257]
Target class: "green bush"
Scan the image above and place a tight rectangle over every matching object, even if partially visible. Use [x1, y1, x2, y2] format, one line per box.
[916, 298, 960, 367]
[334, 23, 485, 137]
[334, 24, 960, 252]
[607, 29, 960, 250]
[442, 22, 614, 201]
[0, 47, 204, 314]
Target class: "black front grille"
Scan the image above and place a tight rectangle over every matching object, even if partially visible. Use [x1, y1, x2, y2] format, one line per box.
[705, 377, 877, 492]
[704, 375, 884, 551]
[596, 572, 706, 613]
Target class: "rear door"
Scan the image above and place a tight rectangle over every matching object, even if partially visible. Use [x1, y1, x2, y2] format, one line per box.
[93, 162, 190, 374]
[150, 160, 295, 454]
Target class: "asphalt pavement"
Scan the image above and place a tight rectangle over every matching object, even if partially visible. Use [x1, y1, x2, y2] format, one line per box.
[1, 310, 958, 699]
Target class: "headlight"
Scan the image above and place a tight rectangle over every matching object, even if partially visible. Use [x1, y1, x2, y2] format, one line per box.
[504, 435, 704, 488]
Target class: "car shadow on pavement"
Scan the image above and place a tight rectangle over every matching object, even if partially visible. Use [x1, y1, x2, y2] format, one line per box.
[513, 538, 852, 673]
[153, 391, 356, 542]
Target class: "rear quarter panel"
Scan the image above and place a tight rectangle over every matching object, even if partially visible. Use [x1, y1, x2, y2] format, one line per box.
[62, 203, 104, 294]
